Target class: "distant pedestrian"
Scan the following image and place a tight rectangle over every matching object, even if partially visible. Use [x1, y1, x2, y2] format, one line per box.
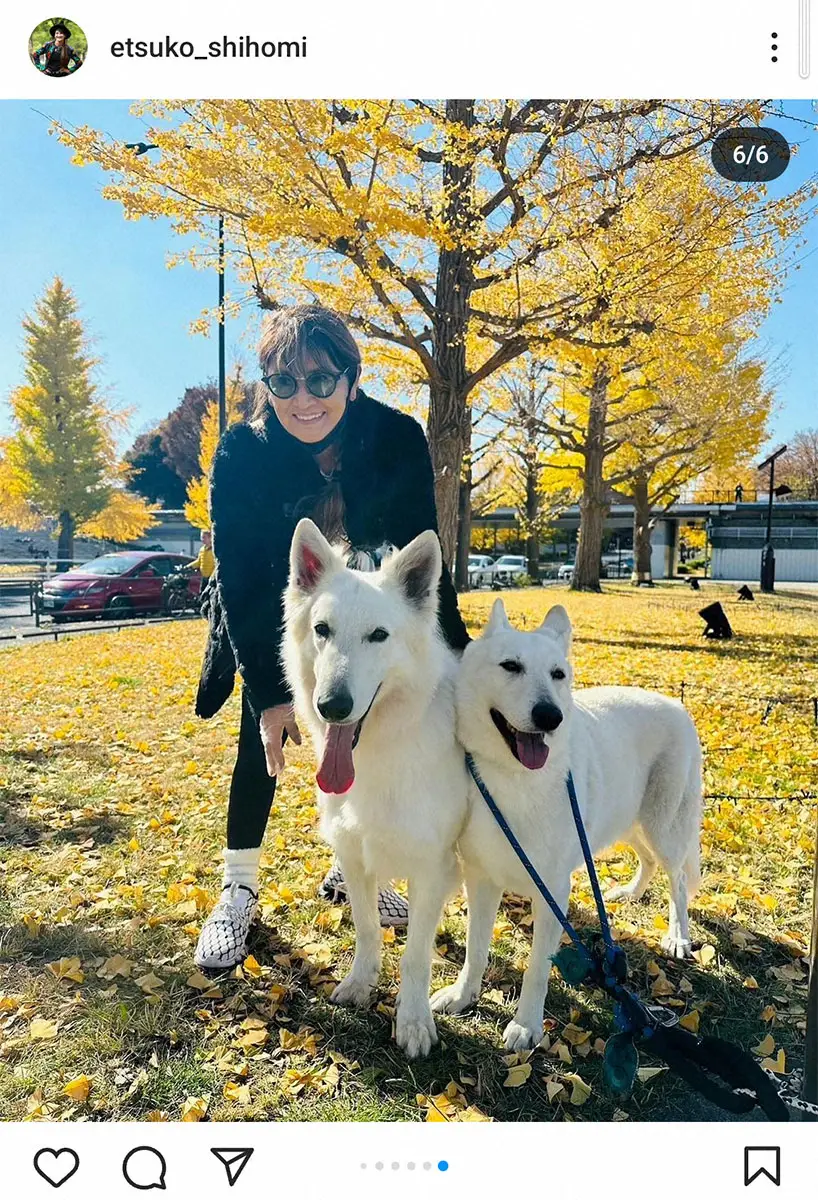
[735, 483, 744, 503]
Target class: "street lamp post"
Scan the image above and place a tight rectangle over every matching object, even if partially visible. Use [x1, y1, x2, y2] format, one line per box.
[756, 445, 788, 594]
[125, 140, 227, 435]
[217, 213, 226, 435]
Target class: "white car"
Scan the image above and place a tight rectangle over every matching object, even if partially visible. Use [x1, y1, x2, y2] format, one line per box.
[557, 561, 575, 581]
[492, 554, 528, 585]
[467, 554, 495, 588]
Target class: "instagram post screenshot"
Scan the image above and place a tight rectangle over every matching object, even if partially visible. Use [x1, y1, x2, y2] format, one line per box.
[1, 0, 817, 1192]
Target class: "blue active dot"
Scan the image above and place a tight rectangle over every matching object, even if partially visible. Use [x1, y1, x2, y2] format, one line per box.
[438, 1161, 449, 1172]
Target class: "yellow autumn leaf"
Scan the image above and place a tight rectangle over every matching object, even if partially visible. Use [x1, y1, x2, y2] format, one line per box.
[242, 954, 263, 977]
[459, 1105, 492, 1122]
[186, 971, 213, 990]
[761, 1049, 786, 1074]
[135, 972, 164, 994]
[679, 1010, 700, 1034]
[180, 1095, 209, 1121]
[564, 1072, 592, 1105]
[753, 1033, 775, 1057]
[98, 954, 134, 979]
[23, 913, 43, 939]
[693, 944, 716, 968]
[503, 1062, 532, 1088]
[223, 1081, 251, 1104]
[46, 957, 84, 984]
[63, 1075, 91, 1103]
[29, 1018, 59, 1040]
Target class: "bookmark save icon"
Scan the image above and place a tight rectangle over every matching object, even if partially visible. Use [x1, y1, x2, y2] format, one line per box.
[210, 1148, 254, 1187]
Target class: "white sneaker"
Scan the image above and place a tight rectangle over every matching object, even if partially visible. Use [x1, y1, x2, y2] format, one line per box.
[318, 863, 409, 929]
[194, 883, 259, 971]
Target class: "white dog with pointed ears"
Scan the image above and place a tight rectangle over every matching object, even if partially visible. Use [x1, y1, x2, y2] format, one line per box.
[282, 518, 470, 1057]
[432, 599, 702, 1051]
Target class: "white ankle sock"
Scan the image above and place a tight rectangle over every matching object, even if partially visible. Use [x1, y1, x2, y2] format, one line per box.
[222, 847, 262, 893]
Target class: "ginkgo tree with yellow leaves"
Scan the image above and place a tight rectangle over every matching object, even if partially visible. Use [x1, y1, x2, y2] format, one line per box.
[523, 149, 791, 590]
[0, 278, 158, 567]
[184, 367, 246, 531]
[58, 99, 806, 578]
[613, 344, 772, 584]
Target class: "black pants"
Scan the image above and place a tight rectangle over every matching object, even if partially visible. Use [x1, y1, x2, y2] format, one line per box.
[226, 688, 282, 849]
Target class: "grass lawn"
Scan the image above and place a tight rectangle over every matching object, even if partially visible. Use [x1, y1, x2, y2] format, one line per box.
[0, 583, 815, 1122]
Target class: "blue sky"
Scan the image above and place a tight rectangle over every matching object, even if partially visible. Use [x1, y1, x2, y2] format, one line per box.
[0, 99, 815, 457]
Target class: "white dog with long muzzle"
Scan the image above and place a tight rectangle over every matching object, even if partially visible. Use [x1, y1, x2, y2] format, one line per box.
[282, 518, 469, 1057]
[432, 599, 703, 1051]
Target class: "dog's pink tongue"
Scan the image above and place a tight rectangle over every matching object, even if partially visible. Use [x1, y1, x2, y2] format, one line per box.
[316, 724, 357, 794]
[516, 733, 549, 770]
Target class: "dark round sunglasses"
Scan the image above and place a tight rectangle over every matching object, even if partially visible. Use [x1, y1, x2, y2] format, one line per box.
[262, 370, 347, 400]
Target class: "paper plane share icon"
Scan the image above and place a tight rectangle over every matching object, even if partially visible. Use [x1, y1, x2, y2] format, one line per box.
[211, 1148, 254, 1187]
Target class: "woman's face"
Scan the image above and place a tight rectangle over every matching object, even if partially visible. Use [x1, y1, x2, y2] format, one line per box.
[54, 30, 66, 44]
[267, 353, 355, 445]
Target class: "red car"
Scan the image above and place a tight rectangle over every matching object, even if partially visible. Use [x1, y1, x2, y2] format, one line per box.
[40, 551, 202, 622]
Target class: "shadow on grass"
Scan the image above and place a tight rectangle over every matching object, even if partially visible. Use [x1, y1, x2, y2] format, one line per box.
[575, 632, 817, 665]
[232, 897, 808, 1123]
[0, 791, 125, 849]
[3, 742, 113, 769]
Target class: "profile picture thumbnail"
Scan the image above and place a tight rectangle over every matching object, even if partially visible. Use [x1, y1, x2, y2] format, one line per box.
[29, 17, 87, 77]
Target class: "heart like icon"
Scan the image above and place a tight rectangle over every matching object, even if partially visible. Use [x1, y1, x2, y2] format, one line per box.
[33, 1148, 80, 1188]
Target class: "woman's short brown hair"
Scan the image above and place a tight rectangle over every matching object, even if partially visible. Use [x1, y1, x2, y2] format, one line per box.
[252, 305, 361, 425]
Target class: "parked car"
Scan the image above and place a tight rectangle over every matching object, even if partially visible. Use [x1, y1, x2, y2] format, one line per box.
[40, 551, 202, 621]
[467, 554, 495, 588]
[557, 561, 575, 581]
[492, 554, 528, 586]
[602, 554, 634, 579]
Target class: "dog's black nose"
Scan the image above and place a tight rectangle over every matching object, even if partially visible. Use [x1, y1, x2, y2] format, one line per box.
[531, 700, 563, 732]
[317, 688, 354, 722]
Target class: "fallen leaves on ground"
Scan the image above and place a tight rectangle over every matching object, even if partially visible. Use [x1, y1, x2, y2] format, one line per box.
[0, 585, 813, 1122]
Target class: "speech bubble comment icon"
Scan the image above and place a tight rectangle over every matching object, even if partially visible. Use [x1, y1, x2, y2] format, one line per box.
[122, 1147, 168, 1191]
[744, 1146, 781, 1187]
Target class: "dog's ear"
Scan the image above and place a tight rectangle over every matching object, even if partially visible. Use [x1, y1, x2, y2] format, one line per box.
[383, 530, 441, 611]
[289, 519, 338, 594]
[537, 604, 572, 653]
[484, 598, 511, 637]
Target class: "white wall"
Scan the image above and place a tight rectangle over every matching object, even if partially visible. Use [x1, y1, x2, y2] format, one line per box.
[712, 546, 818, 583]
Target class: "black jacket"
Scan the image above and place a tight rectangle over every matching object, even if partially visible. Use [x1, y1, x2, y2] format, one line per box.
[195, 389, 469, 719]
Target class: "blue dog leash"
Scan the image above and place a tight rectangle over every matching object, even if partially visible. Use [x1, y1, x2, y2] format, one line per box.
[464, 751, 789, 1118]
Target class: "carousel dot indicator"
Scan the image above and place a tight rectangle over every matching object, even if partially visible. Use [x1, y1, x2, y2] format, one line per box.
[438, 1161, 449, 1172]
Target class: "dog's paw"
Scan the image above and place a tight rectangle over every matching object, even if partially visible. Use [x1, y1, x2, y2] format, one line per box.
[503, 1017, 543, 1052]
[395, 1003, 438, 1059]
[331, 974, 376, 1008]
[604, 883, 639, 904]
[661, 933, 693, 960]
[430, 981, 478, 1015]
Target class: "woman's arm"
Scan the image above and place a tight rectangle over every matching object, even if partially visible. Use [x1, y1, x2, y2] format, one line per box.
[384, 415, 470, 650]
[209, 424, 293, 715]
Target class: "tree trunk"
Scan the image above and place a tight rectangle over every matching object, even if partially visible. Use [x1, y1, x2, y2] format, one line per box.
[455, 459, 472, 591]
[632, 473, 654, 585]
[427, 99, 476, 570]
[525, 457, 540, 582]
[56, 509, 74, 574]
[571, 369, 609, 592]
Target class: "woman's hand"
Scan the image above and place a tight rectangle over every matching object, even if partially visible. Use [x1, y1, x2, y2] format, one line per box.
[259, 703, 302, 777]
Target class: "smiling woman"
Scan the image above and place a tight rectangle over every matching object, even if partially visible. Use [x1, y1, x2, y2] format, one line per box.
[28, 18, 87, 76]
[192, 304, 470, 971]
